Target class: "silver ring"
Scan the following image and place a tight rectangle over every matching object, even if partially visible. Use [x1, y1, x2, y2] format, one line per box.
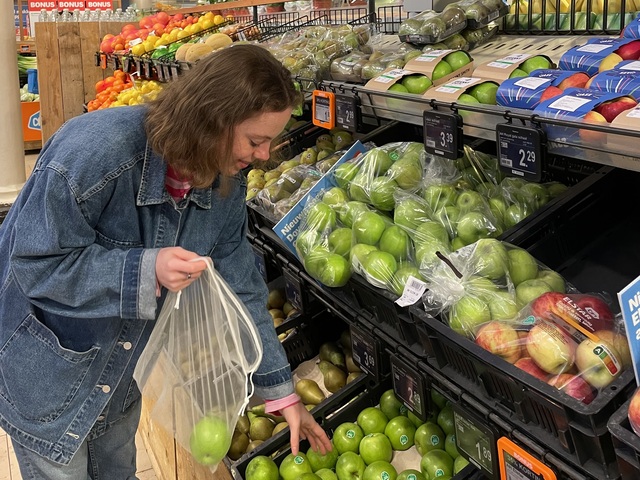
[187, 273, 191, 279]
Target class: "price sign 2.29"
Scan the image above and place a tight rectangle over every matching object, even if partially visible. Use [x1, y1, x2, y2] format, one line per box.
[496, 123, 545, 182]
[423, 110, 463, 160]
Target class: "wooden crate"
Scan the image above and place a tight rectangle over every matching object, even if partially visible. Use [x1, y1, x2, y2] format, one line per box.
[34, 21, 128, 142]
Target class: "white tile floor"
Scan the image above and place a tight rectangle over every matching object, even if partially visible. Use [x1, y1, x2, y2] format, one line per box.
[0, 153, 160, 480]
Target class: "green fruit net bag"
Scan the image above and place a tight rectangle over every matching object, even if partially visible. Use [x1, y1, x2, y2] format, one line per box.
[133, 258, 263, 470]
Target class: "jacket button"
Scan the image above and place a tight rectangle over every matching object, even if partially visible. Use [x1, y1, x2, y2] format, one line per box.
[122, 342, 132, 350]
[101, 385, 111, 394]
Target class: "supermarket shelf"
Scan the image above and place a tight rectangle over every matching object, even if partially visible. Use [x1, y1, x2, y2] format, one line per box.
[171, 0, 297, 14]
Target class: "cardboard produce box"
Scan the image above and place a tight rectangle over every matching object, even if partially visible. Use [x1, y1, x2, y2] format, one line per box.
[423, 76, 500, 105]
[473, 53, 555, 84]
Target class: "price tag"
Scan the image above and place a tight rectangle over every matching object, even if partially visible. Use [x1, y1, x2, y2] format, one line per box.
[391, 355, 426, 419]
[143, 60, 152, 79]
[100, 53, 107, 70]
[350, 324, 381, 380]
[453, 404, 498, 479]
[423, 110, 463, 160]
[171, 64, 180, 80]
[496, 123, 545, 182]
[123, 56, 132, 74]
[135, 58, 143, 77]
[283, 267, 304, 312]
[335, 93, 360, 132]
[497, 437, 557, 480]
[156, 64, 165, 82]
[251, 245, 268, 282]
[312, 90, 336, 129]
[112, 56, 120, 70]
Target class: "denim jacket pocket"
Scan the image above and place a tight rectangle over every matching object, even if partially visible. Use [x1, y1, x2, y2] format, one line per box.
[0, 314, 99, 422]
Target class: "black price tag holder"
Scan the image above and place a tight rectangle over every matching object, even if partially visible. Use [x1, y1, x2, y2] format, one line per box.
[390, 355, 427, 420]
[496, 120, 546, 182]
[335, 92, 361, 132]
[497, 437, 557, 480]
[283, 267, 304, 312]
[423, 109, 463, 160]
[350, 324, 383, 381]
[251, 244, 268, 282]
[453, 403, 499, 479]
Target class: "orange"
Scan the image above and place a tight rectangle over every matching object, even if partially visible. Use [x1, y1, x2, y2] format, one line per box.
[95, 80, 106, 93]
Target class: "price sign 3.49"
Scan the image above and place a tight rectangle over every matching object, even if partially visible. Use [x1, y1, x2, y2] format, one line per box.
[496, 123, 545, 182]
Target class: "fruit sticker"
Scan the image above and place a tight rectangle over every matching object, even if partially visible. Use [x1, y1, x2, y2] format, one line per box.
[346, 430, 356, 439]
[400, 434, 409, 445]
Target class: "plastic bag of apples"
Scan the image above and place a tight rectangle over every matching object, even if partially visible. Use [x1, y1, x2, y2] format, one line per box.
[421, 239, 631, 404]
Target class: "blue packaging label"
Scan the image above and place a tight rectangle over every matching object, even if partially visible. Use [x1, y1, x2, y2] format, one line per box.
[559, 37, 636, 76]
[588, 67, 640, 100]
[496, 70, 588, 109]
[273, 141, 368, 256]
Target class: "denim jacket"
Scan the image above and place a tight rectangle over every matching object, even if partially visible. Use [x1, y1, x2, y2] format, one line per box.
[0, 106, 293, 464]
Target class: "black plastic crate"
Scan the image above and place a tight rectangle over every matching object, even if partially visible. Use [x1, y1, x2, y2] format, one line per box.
[247, 231, 282, 283]
[608, 399, 640, 480]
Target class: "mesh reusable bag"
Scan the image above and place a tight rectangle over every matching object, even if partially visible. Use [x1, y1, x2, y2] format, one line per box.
[133, 258, 263, 470]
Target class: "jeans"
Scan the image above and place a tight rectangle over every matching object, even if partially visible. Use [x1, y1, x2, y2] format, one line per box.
[12, 399, 142, 480]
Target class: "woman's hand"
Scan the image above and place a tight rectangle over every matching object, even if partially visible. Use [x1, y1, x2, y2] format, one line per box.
[156, 247, 209, 292]
[280, 402, 332, 456]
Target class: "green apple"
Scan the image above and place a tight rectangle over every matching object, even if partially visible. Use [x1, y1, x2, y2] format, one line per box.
[379, 389, 407, 421]
[316, 468, 338, 480]
[350, 244, 379, 269]
[520, 183, 549, 210]
[508, 248, 539, 286]
[467, 276, 500, 300]
[423, 184, 458, 211]
[246, 455, 280, 480]
[318, 253, 351, 287]
[414, 221, 450, 246]
[401, 74, 433, 94]
[363, 461, 397, 480]
[334, 162, 360, 190]
[453, 455, 469, 474]
[432, 60, 454, 81]
[509, 68, 528, 78]
[370, 177, 398, 211]
[280, 453, 313, 480]
[339, 201, 369, 228]
[397, 469, 426, 480]
[455, 190, 485, 213]
[444, 51, 470, 70]
[189, 416, 231, 466]
[304, 245, 331, 278]
[387, 157, 423, 190]
[323, 187, 349, 208]
[363, 149, 394, 176]
[488, 291, 519, 321]
[420, 449, 454, 479]
[515, 278, 553, 308]
[336, 452, 366, 480]
[470, 238, 508, 280]
[520, 55, 551, 74]
[296, 229, 321, 258]
[307, 445, 339, 472]
[449, 295, 491, 337]
[389, 83, 409, 93]
[504, 203, 529, 228]
[353, 211, 387, 245]
[407, 410, 425, 428]
[357, 407, 389, 435]
[306, 202, 337, 232]
[456, 211, 492, 245]
[359, 433, 393, 465]
[390, 264, 425, 297]
[457, 93, 480, 118]
[385, 416, 416, 451]
[547, 182, 569, 198]
[333, 422, 364, 455]
[537, 269, 565, 293]
[349, 173, 372, 203]
[329, 228, 353, 257]
[379, 226, 411, 261]
[488, 197, 508, 224]
[414, 422, 445, 455]
[468, 82, 499, 104]
[416, 240, 450, 270]
[394, 198, 431, 231]
[362, 250, 398, 285]
[433, 206, 460, 236]
[431, 389, 448, 410]
[437, 405, 455, 436]
[445, 434, 459, 459]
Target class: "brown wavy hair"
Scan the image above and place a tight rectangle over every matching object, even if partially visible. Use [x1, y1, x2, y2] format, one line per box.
[145, 44, 301, 188]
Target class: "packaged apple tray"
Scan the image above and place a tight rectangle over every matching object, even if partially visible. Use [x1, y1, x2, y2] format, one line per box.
[608, 399, 640, 480]
[412, 165, 640, 480]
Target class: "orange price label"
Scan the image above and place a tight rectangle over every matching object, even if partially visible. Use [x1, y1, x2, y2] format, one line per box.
[312, 90, 336, 129]
[498, 437, 557, 480]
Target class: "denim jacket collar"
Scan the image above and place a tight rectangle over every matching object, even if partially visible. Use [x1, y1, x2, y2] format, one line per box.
[137, 142, 213, 210]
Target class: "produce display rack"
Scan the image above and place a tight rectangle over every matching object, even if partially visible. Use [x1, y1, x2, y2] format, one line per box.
[608, 399, 640, 480]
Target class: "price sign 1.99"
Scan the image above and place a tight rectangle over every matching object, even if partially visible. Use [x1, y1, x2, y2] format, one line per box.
[496, 123, 545, 182]
[453, 404, 498, 479]
[350, 324, 381, 380]
[423, 110, 463, 160]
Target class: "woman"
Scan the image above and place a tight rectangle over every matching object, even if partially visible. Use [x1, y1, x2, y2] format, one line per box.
[0, 44, 330, 479]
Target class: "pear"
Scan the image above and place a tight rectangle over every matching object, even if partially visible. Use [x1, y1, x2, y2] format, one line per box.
[235, 414, 250, 435]
[295, 379, 326, 405]
[245, 439, 264, 453]
[319, 342, 346, 369]
[227, 430, 250, 460]
[305, 404, 316, 411]
[264, 169, 282, 182]
[347, 372, 362, 384]
[282, 302, 294, 316]
[272, 422, 289, 436]
[269, 308, 285, 320]
[318, 360, 347, 393]
[339, 329, 352, 351]
[267, 289, 286, 309]
[248, 414, 276, 441]
[345, 352, 361, 373]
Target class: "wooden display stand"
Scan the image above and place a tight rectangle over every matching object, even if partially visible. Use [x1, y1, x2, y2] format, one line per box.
[34, 21, 128, 143]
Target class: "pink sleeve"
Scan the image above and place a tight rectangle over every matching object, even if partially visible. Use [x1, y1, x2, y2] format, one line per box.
[264, 393, 301, 414]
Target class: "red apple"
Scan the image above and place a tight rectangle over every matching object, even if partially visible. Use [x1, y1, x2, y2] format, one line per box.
[616, 40, 640, 60]
[580, 110, 608, 143]
[540, 86, 564, 102]
[574, 295, 615, 331]
[557, 72, 590, 90]
[628, 387, 640, 436]
[514, 357, 550, 382]
[530, 292, 564, 322]
[548, 373, 595, 404]
[594, 96, 638, 123]
[475, 321, 522, 364]
[585, 75, 596, 89]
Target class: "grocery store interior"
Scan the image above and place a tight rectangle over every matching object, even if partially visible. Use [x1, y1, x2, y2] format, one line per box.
[9, 0, 640, 479]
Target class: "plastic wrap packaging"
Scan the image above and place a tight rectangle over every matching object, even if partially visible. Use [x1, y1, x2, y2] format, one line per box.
[421, 240, 630, 404]
[452, 0, 509, 29]
[398, 8, 468, 45]
[133, 259, 262, 469]
[330, 51, 371, 83]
